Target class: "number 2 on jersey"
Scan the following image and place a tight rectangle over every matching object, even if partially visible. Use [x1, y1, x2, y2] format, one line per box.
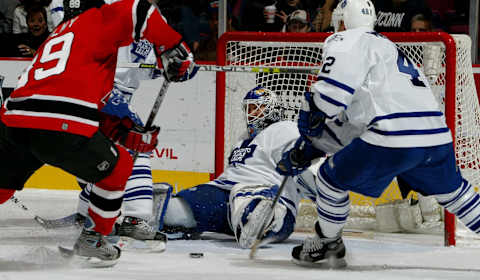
[396, 49, 426, 87]
[17, 32, 74, 88]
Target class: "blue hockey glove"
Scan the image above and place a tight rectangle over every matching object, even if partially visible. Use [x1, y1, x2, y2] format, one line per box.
[298, 91, 326, 137]
[276, 137, 326, 176]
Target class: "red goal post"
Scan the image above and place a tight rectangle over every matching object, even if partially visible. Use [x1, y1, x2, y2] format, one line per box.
[215, 31, 479, 246]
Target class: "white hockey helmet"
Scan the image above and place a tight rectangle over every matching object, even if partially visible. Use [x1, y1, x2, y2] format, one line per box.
[331, 0, 376, 32]
[243, 86, 281, 138]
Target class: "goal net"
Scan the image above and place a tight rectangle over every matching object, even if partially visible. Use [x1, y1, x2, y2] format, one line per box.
[215, 31, 480, 246]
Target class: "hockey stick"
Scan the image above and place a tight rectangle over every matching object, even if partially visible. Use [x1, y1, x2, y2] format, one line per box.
[132, 77, 170, 161]
[118, 62, 321, 75]
[249, 175, 289, 260]
[9, 195, 53, 229]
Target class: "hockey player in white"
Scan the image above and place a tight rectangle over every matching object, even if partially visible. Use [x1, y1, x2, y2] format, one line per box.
[44, 0, 197, 242]
[156, 86, 364, 248]
[276, 0, 480, 266]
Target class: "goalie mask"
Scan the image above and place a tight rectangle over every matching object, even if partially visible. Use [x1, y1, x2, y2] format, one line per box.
[332, 0, 376, 32]
[63, 0, 105, 21]
[243, 86, 281, 138]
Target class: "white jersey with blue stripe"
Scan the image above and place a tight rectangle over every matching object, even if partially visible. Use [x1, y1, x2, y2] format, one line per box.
[312, 27, 452, 148]
[213, 121, 300, 190]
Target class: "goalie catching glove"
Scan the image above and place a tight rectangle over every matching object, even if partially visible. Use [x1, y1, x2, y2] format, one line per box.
[160, 41, 198, 82]
[99, 113, 160, 153]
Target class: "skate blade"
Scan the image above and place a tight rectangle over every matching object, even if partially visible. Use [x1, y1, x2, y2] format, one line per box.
[292, 256, 347, 269]
[116, 237, 166, 253]
[58, 246, 119, 268]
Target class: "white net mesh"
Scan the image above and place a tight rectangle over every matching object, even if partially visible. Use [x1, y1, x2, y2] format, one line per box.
[219, 32, 480, 242]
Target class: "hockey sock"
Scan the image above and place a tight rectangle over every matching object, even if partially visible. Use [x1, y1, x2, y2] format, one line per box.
[0, 189, 15, 204]
[122, 152, 153, 220]
[435, 179, 480, 234]
[315, 168, 350, 238]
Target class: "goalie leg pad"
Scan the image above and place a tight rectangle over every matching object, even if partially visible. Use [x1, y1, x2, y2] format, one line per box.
[152, 182, 173, 231]
[229, 184, 294, 248]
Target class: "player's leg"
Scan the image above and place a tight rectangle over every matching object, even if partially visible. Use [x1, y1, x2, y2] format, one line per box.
[116, 152, 160, 240]
[0, 122, 44, 202]
[161, 184, 233, 239]
[74, 152, 159, 240]
[229, 183, 296, 248]
[293, 138, 424, 265]
[29, 129, 132, 261]
[398, 143, 480, 234]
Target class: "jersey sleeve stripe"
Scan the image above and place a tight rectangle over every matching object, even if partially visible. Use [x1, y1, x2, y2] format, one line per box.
[133, 0, 153, 41]
[368, 127, 450, 136]
[318, 92, 348, 110]
[368, 111, 444, 126]
[317, 76, 355, 94]
[323, 125, 344, 146]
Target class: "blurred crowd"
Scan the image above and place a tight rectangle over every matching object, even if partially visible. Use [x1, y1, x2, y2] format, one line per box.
[0, 0, 473, 60]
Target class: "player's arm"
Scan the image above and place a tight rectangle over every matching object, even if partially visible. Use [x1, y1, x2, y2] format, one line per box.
[132, 0, 197, 82]
[101, 0, 197, 82]
[99, 92, 159, 153]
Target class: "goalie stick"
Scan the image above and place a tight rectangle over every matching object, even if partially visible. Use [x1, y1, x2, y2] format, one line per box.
[117, 62, 321, 75]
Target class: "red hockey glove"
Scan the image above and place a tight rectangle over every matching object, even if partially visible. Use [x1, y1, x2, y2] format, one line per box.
[160, 41, 198, 82]
[99, 113, 160, 153]
[121, 125, 160, 153]
[99, 113, 134, 142]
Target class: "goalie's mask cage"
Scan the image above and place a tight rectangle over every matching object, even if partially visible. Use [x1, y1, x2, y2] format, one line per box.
[216, 31, 480, 247]
[243, 86, 281, 138]
[63, 0, 105, 21]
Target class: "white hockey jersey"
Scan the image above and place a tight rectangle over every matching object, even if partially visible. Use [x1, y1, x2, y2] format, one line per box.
[211, 120, 360, 216]
[312, 27, 452, 148]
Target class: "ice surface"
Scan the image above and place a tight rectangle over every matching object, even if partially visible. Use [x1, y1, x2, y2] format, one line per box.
[1, 189, 480, 280]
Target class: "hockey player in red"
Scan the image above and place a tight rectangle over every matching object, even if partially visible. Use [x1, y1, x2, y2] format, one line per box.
[0, 0, 196, 266]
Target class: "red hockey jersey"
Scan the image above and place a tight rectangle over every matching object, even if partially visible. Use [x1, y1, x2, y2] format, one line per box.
[0, 0, 181, 137]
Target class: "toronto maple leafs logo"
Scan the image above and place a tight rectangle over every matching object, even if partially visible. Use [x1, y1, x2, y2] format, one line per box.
[228, 144, 257, 166]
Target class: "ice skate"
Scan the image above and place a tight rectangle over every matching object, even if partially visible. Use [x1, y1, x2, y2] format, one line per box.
[115, 216, 167, 252]
[59, 228, 121, 268]
[291, 222, 346, 268]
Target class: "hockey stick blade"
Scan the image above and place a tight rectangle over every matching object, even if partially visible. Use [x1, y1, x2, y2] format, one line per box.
[249, 176, 289, 260]
[34, 213, 80, 229]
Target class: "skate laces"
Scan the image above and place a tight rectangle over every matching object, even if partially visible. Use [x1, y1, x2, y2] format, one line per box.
[303, 235, 325, 252]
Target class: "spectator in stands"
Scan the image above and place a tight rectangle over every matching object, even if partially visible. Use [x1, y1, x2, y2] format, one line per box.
[373, 0, 432, 32]
[4, 5, 49, 57]
[0, 0, 20, 33]
[311, 0, 337, 32]
[274, 0, 307, 31]
[282, 9, 311, 33]
[12, 0, 54, 34]
[195, 0, 234, 61]
[410, 13, 432, 32]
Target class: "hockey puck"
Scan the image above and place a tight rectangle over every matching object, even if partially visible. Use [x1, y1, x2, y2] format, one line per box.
[189, 252, 204, 258]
